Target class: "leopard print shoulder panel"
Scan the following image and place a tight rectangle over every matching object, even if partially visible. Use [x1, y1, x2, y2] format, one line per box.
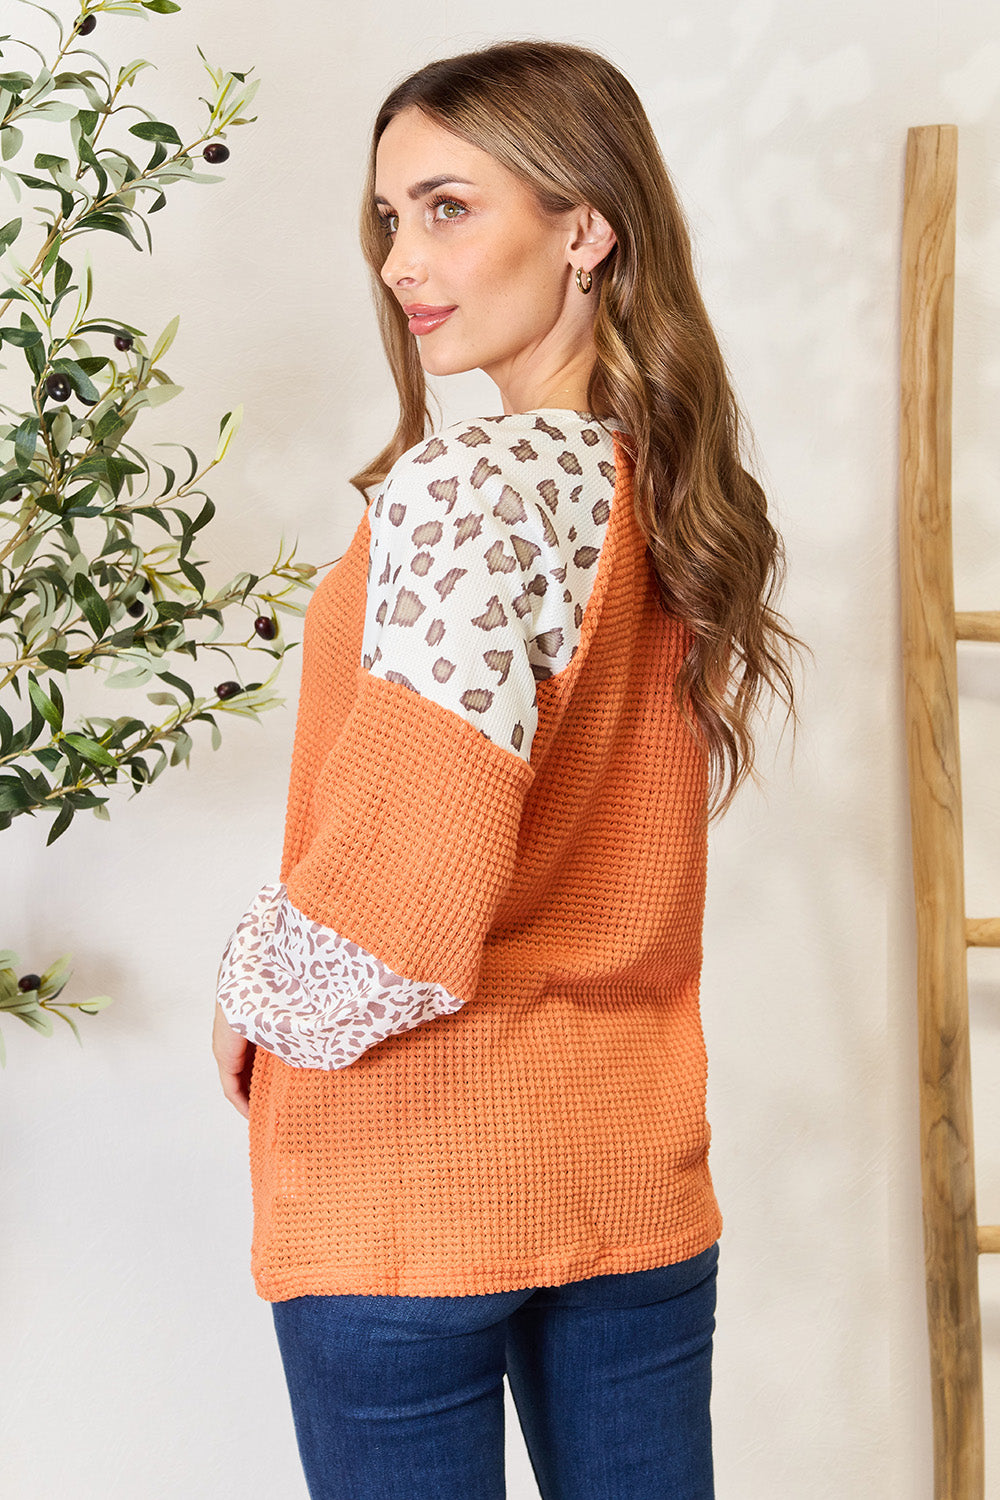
[360, 411, 618, 762]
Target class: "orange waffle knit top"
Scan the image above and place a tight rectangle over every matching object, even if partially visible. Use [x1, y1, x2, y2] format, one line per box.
[243, 412, 722, 1300]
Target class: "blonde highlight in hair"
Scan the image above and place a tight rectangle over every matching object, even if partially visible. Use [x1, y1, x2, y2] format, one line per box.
[352, 38, 805, 820]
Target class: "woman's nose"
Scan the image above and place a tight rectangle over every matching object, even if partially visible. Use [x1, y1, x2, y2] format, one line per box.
[380, 228, 422, 288]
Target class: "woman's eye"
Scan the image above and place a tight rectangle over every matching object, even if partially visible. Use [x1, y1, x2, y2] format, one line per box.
[377, 200, 465, 238]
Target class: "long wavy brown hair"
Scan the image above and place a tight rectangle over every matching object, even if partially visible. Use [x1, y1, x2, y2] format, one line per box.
[351, 38, 804, 820]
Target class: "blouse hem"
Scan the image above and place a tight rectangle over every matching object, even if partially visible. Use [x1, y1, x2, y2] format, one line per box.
[250, 1212, 723, 1302]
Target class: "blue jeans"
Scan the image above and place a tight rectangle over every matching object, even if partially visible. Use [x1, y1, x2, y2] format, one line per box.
[271, 1240, 718, 1499]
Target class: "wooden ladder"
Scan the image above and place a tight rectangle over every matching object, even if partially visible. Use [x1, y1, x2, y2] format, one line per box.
[899, 121, 999, 1499]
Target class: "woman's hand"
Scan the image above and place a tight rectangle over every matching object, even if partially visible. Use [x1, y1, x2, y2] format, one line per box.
[213, 1001, 256, 1119]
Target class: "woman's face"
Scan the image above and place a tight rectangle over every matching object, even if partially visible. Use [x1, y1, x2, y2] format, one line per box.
[374, 106, 610, 411]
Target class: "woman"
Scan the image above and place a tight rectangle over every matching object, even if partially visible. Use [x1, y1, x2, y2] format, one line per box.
[213, 37, 799, 1500]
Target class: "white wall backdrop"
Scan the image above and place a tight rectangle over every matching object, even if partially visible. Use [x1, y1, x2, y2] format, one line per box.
[2, 0, 998, 1495]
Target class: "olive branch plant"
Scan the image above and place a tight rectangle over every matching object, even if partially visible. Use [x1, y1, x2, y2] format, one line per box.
[0, 0, 320, 1062]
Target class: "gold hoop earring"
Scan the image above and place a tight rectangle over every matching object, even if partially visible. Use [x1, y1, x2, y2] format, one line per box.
[575, 266, 593, 294]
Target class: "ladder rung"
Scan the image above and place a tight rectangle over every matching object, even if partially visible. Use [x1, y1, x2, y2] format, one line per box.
[955, 610, 1000, 641]
[977, 1226, 1000, 1254]
[966, 918, 1000, 947]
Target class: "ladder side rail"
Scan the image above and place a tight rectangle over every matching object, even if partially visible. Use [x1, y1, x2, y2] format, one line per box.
[899, 121, 984, 1500]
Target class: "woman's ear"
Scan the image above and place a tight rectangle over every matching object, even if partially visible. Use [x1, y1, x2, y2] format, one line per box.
[567, 205, 617, 269]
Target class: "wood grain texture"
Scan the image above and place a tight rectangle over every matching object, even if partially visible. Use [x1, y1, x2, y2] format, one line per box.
[899, 122, 984, 1500]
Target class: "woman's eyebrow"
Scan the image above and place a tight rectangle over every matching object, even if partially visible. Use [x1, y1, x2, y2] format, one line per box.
[373, 175, 475, 206]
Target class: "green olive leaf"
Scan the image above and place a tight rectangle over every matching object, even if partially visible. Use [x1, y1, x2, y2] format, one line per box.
[128, 119, 182, 145]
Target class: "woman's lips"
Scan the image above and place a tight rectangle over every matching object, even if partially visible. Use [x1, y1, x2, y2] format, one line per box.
[406, 306, 456, 335]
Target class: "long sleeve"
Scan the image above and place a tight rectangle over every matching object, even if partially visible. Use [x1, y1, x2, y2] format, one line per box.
[214, 409, 622, 1070]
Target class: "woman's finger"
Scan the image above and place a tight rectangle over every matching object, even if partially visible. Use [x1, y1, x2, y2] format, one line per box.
[212, 1001, 255, 1119]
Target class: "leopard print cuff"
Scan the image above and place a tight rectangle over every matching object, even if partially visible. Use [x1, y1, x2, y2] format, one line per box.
[215, 883, 465, 1069]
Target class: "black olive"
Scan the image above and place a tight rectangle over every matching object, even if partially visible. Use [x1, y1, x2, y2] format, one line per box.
[216, 680, 241, 700]
[203, 143, 230, 164]
[18, 973, 42, 993]
[45, 373, 72, 402]
[254, 615, 277, 640]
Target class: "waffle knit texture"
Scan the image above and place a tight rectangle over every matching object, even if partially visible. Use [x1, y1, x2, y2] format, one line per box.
[246, 425, 722, 1299]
